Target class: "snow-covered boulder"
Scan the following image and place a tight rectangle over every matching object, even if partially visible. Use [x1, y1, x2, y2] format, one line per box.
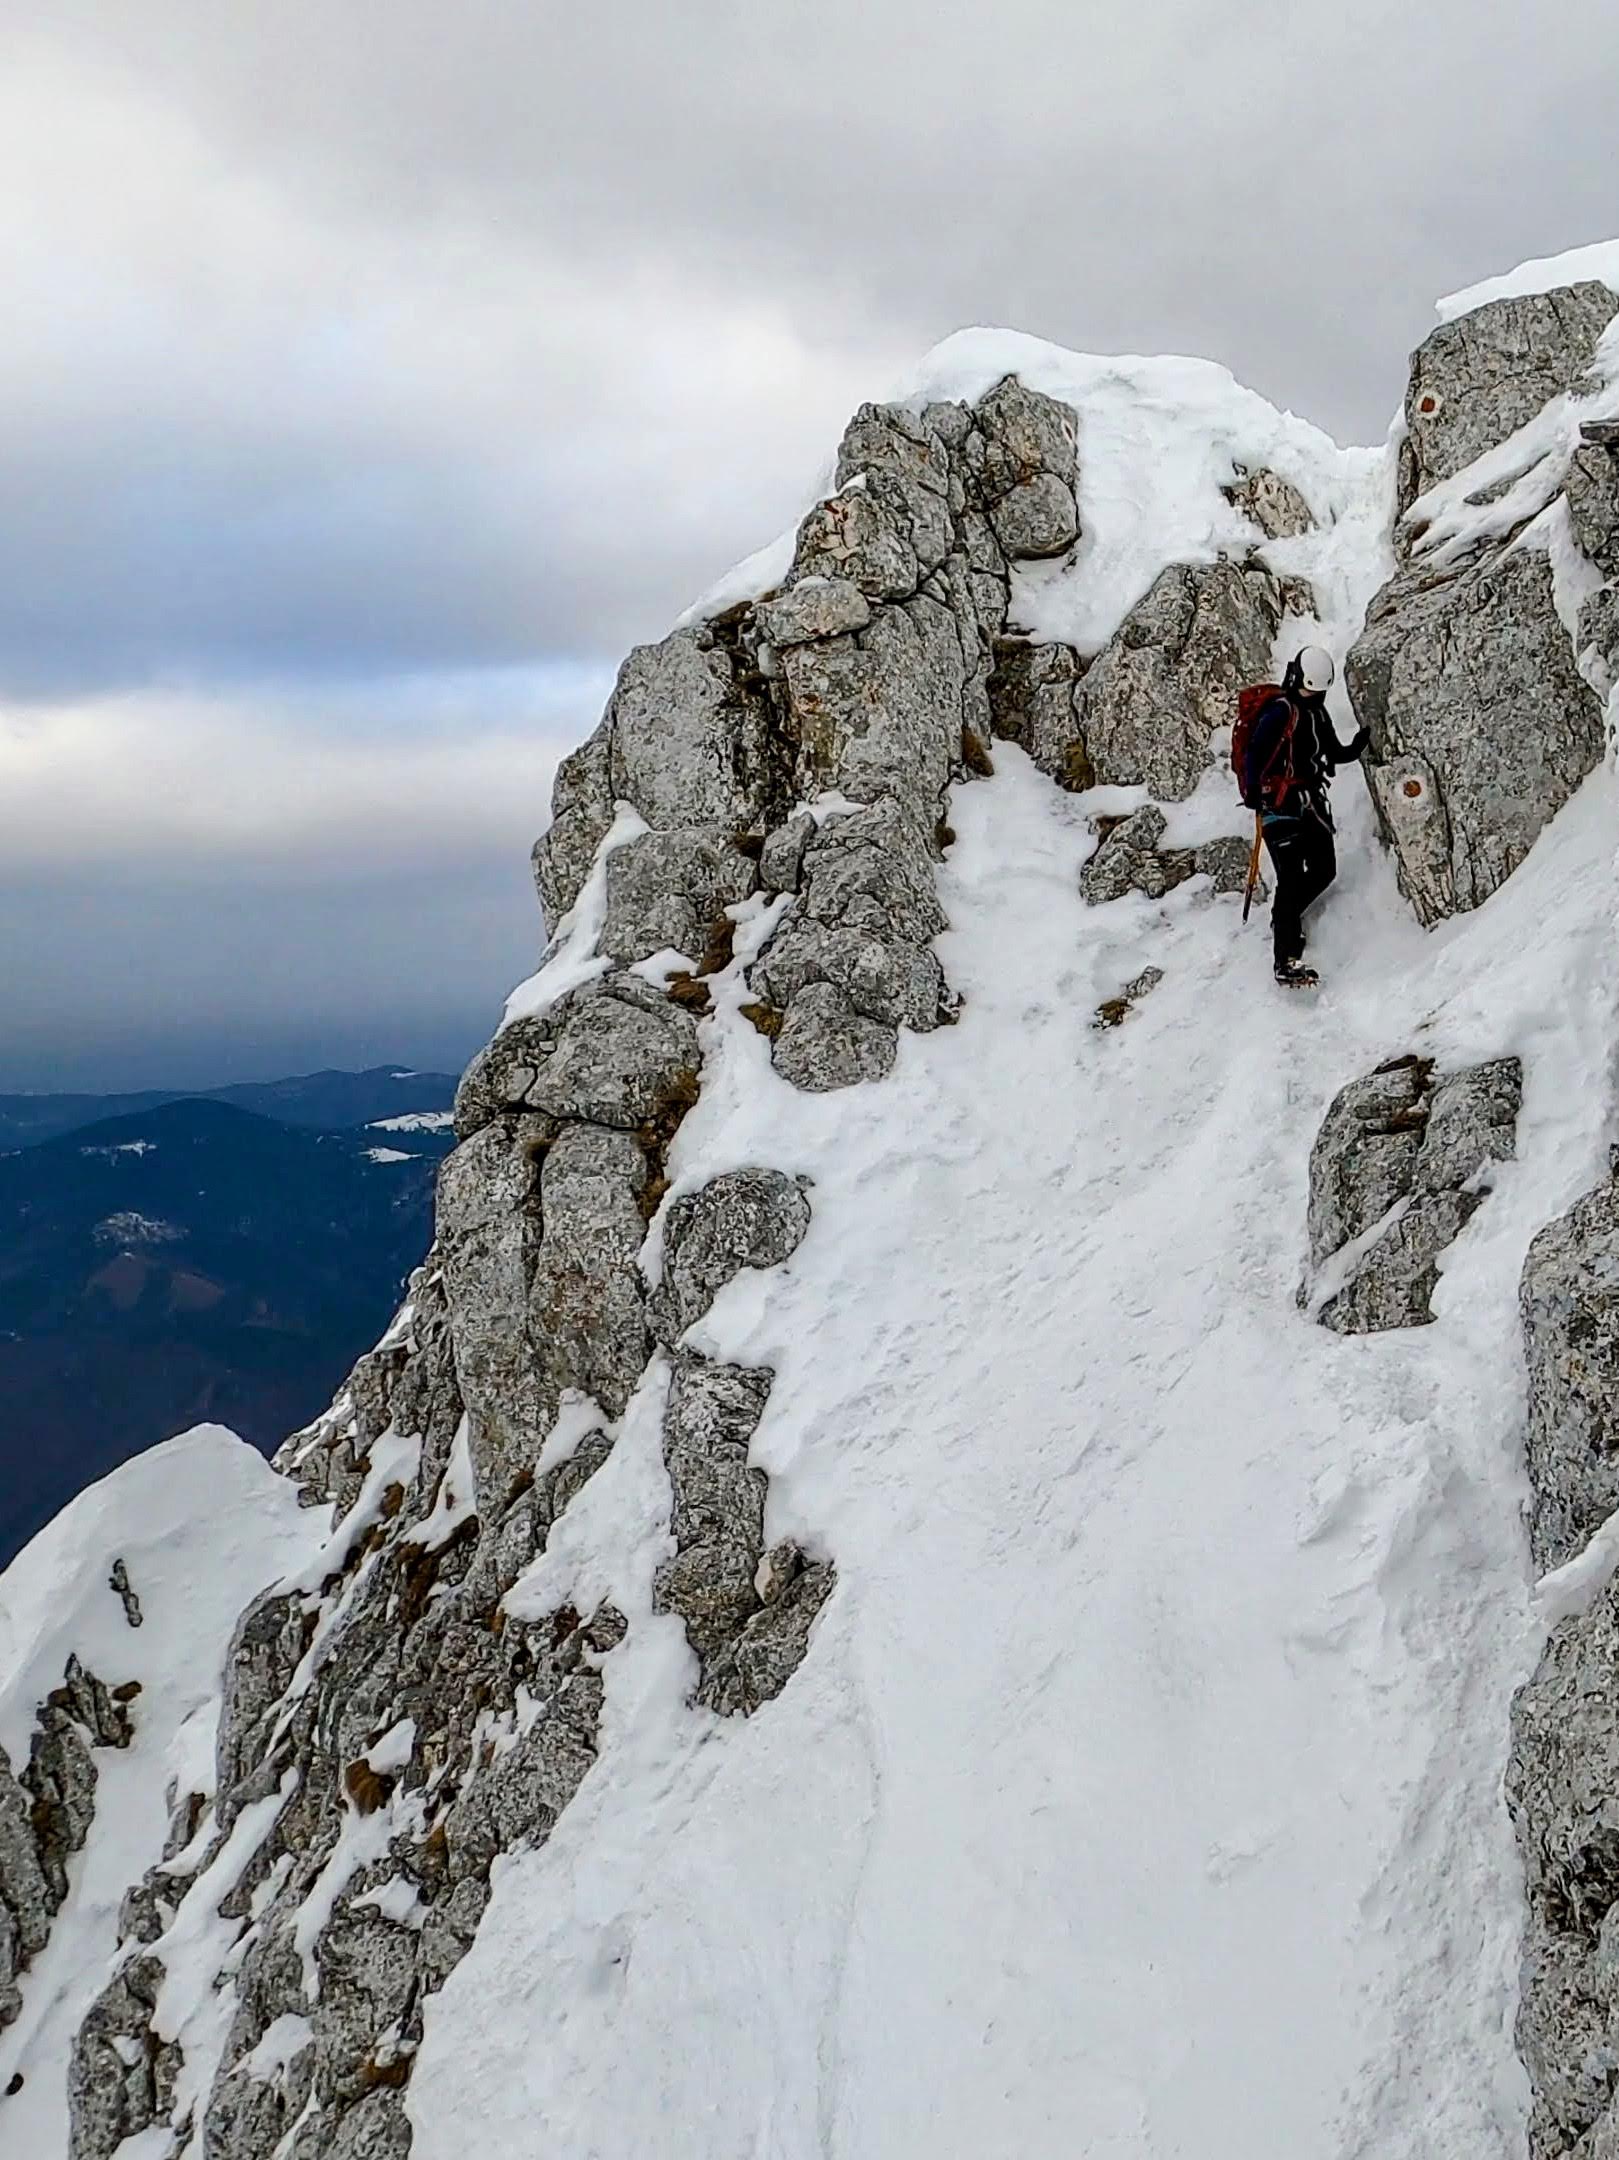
[1349, 544, 1604, 926]
[1347, 278, 1616, 927]
[1396, 283, 1619, 525]
[1301, 1052, 1520, 1333]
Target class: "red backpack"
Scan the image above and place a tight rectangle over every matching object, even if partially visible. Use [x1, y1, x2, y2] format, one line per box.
[1231, 682, 1295, 811]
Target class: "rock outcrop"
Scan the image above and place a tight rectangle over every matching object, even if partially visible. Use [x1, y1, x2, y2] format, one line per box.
[1348, 546, 1604, 926]
[0, 1660, 133, 2031]
[60, 369, 1088, 2160]
[1222, 463, 1315, 541]
[1301, 1052, 1521, 1333]
[1078, 804, 1255, 907]
[1512, 1162, 1619, 2158]
[1521, 1169, 1619, 1575]
[1347, 285, 1616, 927]
[1395, 284, 1619, 522]
[1072, 560, 1282, 801]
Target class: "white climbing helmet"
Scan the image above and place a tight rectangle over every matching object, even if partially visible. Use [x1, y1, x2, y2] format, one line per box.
[1293, 644, 1335, 695]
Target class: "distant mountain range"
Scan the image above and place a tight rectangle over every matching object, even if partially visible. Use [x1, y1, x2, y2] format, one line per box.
[0, 1069, 461, 1566]
[0, 1064, 461, 1150]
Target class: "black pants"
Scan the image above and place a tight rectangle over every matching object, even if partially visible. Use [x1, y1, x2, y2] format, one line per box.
[1264, 808, 1337, 968]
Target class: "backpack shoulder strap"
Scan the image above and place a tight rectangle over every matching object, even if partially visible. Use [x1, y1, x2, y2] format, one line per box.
[1257, 694, 1300, 802]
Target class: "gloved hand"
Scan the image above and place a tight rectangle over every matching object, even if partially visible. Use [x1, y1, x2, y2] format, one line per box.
[1348, 727, 1371, 760]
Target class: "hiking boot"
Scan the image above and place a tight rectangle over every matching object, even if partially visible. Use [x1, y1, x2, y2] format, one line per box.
[1274, 962, 1320, 990]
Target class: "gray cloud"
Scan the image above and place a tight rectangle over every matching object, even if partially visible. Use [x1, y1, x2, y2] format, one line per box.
[5, 3, 1619, 1083]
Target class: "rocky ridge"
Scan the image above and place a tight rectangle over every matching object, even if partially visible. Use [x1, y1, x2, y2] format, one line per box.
[7, 269, 1619, 2158]
[59, 372, 1112, 2160]
[1, 1659, 135, 2033]
[1346, 285, 1614, 928]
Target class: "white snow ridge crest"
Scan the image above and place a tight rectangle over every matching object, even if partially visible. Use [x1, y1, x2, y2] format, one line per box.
[6, 243, 1619, 2158]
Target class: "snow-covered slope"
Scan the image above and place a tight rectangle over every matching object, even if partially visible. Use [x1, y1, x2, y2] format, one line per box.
[0, 1429, 314, 2154]
[9, 245, 1619, 2160]
[420, 753, 1617, 2160]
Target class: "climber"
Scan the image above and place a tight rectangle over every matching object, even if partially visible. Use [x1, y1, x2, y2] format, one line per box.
[1234, 645, 1368, 990]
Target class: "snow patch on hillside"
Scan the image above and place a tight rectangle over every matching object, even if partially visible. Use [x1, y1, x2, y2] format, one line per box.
[0, 1429, 316, 2152]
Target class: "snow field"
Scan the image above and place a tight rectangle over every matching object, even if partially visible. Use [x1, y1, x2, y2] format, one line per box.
[0, 1429, 316, 2155]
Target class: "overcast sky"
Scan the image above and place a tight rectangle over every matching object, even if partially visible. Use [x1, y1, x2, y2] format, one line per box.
[2, 2, 1616, 1088]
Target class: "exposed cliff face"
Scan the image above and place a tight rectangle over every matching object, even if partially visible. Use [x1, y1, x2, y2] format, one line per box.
[6, 253, 1619, 2158]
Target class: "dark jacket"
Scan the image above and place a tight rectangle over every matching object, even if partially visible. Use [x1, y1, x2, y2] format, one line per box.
[1247, 694, 1365, 821]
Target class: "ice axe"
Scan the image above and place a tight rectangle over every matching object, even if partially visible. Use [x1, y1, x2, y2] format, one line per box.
[1241, 811, 1263, 925]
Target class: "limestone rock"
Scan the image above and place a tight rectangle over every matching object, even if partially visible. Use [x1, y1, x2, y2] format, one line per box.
[436, 1123, 545, 1515]
[1193, 833, 1256, 896]
[973, 377, 1079, 503]
[468, 984, 703, 1140]
[650, 1169, 812, 1345]
[697, 1561, 836, 1719]
[797, 797, 947, 945]
[989, 472, 1079, 559]
[1522, 1166, 1619, 1572]
[1093, 966, 1165, 1030]
[758, 810, 816, 895]
[656, 1357, 771, 1664]
[600, 828, 755, 967]
[68, 1954, 179, 2159]
[832, 404, 954, 576]
[531, 719, 613, 935]
[1320, 1191, 1484, 1337]
[1305, 1055, 1430, 1267]
[754, 1540, 804, 1605]
[771, 982, 898, 1092]
[1397, 282, 1619, 520]
[1567, 439, 1619, 581]
[108, 1559, 143, 1629]
[1079, 805, 1258, 906]
[757, 575, 872, 647]
[24, 1710, 98, 1903]
[1278, 572, 1320, 621]
[1510, 1571, 1619, 2154]
[779, 593, 967, 808]
[0, 1746, 51, 1965]
[1348, 541, 1605, 924]
[752, 798, 949, 1073]
[791, 476, 924, 601]
[753, 915, 945, 1036]
[1304, 1053, 1520, 1334]
[1224, 464, 1314, 539]
[987, 638, 1091, 786]
[1578, 581, 1619, 694]
[527, 1125, 650, 1420]
[605, 628, 773, 832]
[1073, 559, 1281, 800]
[967, 377, 1080, 561]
